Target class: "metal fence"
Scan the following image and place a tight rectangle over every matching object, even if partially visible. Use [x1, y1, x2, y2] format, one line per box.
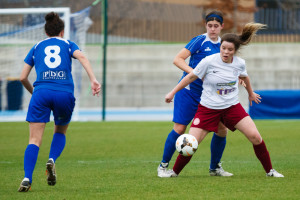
[1, 0, 300, 43]
[253, 0, 300, 42]
[89, 0, 300, 44]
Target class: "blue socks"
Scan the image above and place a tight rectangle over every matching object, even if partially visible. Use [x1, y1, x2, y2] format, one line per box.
[162, 129, 180, 164]
[49, 133, 66, 162]
[23, 133, 65, 184]
[210, 133, 226, 170]
[24, 144, 39, 183]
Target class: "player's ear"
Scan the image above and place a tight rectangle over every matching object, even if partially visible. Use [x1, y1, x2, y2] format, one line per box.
[221, 23, 224, 29]
[60, 30, 64, 38]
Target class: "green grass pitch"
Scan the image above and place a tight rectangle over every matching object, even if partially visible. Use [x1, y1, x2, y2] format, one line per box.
[0, 120, 300, 199]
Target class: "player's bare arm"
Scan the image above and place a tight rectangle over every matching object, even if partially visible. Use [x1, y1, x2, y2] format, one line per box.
[239, 76, 261, 106]
[238, 78, 246, 87]
[20, 64, 33, 94]
[165, 72, 198, 103]
[73, 50, 101, 96]
[173, 48, 193, 73]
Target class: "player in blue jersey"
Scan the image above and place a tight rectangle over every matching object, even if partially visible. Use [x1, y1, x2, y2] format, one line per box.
[158, 11, 233, 177]
[18, 12, 101, 192]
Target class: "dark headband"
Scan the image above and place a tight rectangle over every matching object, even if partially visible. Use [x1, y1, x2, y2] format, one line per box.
[205, 14, 223, 24]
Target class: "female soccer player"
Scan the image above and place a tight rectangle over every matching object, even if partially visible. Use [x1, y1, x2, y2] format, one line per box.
[18, 12, 101, 192]
[158, 10, 233, 177]
[161, 22, 284, 178]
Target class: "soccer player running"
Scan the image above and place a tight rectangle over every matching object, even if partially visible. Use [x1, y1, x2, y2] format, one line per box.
[18, 12, 101, 192]
[158, 11, 233, 177]
[162, 23, 284, 178]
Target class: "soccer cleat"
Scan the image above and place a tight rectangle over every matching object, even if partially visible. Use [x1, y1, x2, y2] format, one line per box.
[158, 169, 178, 178]
[46, 158, 57, 186]
[209, 162, 233, 177]
[18, 178, 31, 192]
[266, 169, 284, 178]
[157, 162, 169, 177]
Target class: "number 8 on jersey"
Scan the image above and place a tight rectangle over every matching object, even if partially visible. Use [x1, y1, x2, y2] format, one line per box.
[44, 45, 61, 69]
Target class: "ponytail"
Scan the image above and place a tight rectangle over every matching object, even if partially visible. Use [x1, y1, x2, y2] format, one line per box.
[239, 23, 266, 45]
[221, 23, 266, 52]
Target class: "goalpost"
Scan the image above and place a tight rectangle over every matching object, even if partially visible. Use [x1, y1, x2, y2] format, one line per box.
[0, 7, 93, 121]
[0, 7, 70, 39]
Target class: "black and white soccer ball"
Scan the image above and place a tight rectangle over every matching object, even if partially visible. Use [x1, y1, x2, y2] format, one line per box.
[176, 134, 198, 156]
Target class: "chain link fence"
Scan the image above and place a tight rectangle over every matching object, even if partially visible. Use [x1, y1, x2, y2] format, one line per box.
[2, 0, 300, 43]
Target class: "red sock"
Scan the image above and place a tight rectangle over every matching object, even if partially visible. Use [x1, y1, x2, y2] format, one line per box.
[173, 154, 192, 175]
[253, 140, 272, 173]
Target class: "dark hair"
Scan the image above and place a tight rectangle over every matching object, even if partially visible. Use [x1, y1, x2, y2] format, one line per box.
[205, 10, 223, 25]
[44, 12, 64, 36]
[221, 23, 266, 52]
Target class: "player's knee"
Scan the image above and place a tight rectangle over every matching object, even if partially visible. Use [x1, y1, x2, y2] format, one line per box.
[249, 132, 262, 145]
[29, 138, 42, 147]
[173, 123, 187, 135]
[216, 126, 228, 137]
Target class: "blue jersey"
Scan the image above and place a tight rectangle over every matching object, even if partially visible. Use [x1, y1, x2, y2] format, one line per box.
[24, 37, 80, 94]
[180, 33, 221, 95]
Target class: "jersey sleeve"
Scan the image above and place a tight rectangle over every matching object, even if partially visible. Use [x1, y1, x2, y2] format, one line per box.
[69, 40, 80, 58]
[192, 56, 210, 79]
[24, 46, 35, 67]
[185, 35, 205, 54]
[239, 59, 248, 77]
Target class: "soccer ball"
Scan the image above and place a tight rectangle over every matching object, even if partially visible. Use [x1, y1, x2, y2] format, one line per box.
[176, 134, 198, 156]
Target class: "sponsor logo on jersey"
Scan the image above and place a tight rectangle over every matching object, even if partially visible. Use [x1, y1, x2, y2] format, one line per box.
[217, 88, 236, 95]
[42, 70, 67, 80]
[217, 81, 236, 86]
[204, 47, 211, 51]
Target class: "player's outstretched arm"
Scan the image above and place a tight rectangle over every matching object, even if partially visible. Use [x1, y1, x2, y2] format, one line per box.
[165, 72, 198, 103]
[73, 50, 101, 96]
[20, 64, 33, 94]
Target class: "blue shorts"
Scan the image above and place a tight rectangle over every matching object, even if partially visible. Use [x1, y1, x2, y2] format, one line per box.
[26, 89, 75, 125]
[173, 88, 201, 125]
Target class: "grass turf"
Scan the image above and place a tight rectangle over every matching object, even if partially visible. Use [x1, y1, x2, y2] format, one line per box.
[0, 120, 300, 199]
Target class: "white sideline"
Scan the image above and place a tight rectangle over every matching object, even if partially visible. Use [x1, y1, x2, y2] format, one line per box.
[0, 108, 173, 122]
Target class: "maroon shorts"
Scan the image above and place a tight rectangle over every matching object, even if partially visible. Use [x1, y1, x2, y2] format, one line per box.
[190, 103, 249, 133]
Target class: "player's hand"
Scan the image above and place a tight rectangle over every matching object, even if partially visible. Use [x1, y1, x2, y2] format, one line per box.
[249, 92, 261, 106]
[165, 92, 174, 103]
[91, 80, 101, 96]
[239, 78, 246, 87]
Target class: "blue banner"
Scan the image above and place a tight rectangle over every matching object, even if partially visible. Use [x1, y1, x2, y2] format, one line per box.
[249, 90, 300, 119]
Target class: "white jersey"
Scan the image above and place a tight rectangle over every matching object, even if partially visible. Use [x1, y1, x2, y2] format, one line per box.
[192, 53, 248, 109]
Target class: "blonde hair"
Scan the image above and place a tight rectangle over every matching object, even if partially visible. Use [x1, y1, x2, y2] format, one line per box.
[221, 23, 266, 51]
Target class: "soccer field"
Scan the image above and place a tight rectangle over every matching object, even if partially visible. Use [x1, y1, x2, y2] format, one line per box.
[0, 120, 300, 199]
